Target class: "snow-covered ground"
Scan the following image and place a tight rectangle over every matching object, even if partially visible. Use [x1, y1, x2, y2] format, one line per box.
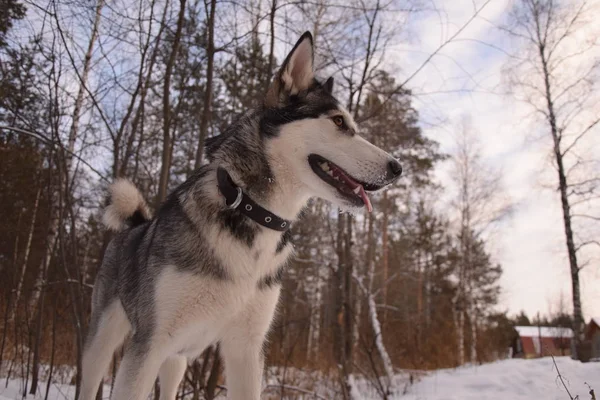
[401, 357, 599, 400]
[1, 357, 598, 399]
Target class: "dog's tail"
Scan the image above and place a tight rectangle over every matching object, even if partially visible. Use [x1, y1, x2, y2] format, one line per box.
[102, 179, 151, 231]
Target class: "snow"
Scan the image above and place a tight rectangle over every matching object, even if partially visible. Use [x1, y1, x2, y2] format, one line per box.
[400, 357, 599, 400]
[0, 379, 75, 400]
[0, 380, 112, 400]
[1, 357, 598, 399]
[515, 325, 573, 338]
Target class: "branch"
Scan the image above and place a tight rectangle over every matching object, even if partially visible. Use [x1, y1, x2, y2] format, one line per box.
[292, 257, 317, 264]
[263, 384, 329, 400]
[551, 354, 575, 400]
[571, 214, 600, 221]
[561, 117, 600, 157]
[51, 0, 116, 140]
[400, 0, 493, 87]
[0, 125, 110, 183]
[575, 240, 600, 259]
[586, 382, 596, 400]
[547, 1, 587, 60]
[357, 0, 494, 122]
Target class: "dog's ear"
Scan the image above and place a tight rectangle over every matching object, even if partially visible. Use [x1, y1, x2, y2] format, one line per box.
[265, 32, 314, 107]
[324, 77, 334, 94]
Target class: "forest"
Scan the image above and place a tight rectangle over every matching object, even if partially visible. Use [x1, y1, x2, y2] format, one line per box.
[1, 0, 598, 398]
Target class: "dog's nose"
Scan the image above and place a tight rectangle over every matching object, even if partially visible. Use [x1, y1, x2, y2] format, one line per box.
[388, 159, 402, 178]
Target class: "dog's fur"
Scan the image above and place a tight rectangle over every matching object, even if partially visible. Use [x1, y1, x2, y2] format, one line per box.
[80, 32, 402, 400]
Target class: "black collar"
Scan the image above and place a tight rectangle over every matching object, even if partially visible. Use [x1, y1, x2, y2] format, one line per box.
[217, 167, 291, 232]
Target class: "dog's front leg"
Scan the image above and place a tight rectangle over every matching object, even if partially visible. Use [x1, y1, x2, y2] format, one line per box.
[221, 285, 280, 400]
[111, 335, 166, 400]
[221, 340, 264, 399]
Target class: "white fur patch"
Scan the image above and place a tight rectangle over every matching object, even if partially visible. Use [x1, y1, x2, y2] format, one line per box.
[102, 178, 151, 231]
[267, 113, 394, 212]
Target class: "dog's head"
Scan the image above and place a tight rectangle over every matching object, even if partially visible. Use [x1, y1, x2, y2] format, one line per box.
[262, 32, 402, 212]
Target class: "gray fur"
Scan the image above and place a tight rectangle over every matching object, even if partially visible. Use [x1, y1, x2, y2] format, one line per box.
[81, 31, 402, 400]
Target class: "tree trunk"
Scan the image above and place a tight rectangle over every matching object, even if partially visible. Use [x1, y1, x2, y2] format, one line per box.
[470, 304, 477, 364]
[27, 219, 57, 324]
[29, 279, 46, 395]
[265, 0, 276, 91]
[205, 346, 221, 400]
[333, 213, 350, 399]
[193, 0, 216, 169]
[157, 0, 186, 204]
[343, 215, 354, 371]
[307, 269, 322, 362]
[67, 0, 105, 169]
[367, 290, 394, 384]
[457, 307, 464, 365]
[381, 191, 389, 325]
[118, 0, 169, 177]
[44, 303, 58, 400]
[366, 218, 394, 385]
[453, 250, 466, 366]
[9, 186, 41, 323]
[538, 40, 584, 353]
[425, 254, 431, 327]
[353, 211, 375, 361]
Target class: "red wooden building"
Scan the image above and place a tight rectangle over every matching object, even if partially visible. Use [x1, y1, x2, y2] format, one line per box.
[584, 318, 600, 361]
[511, 326, 573, 358]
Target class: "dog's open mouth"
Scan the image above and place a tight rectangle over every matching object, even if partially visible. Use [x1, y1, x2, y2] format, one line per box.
[308, 154, 386, 212]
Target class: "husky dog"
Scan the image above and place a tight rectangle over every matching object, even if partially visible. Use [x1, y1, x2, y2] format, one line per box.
[80, 32, 402, 400]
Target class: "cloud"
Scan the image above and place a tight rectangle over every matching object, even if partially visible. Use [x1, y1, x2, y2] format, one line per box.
[392, 0, 600, 318]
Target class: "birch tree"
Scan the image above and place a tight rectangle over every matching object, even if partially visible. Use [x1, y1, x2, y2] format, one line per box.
[450, 119, 511, 365]
[503, 0, 600, 354]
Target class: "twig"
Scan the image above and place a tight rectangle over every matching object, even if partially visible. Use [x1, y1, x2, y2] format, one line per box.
[263, 384, 329, 400]
[551, 354, 575, 400]
[586, 383, 596, 400]
[0, 125, 109, 183]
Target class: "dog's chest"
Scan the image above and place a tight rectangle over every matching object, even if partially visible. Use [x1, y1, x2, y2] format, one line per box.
[154, 269, 279, 356]
[209, 225, 293, 281]
[153, 230, 291, 351]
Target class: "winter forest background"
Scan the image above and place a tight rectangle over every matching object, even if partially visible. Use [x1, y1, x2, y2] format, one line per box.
[0, 0, 599, 398]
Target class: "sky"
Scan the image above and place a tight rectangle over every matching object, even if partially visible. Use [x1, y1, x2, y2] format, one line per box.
[17, 0, 598, 322]
[389, 0, 600, 320]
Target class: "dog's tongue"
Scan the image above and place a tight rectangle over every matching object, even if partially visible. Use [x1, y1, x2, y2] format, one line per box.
[331, 166, 373, 212]
[354, 183, 373, 212]
[356, 185, 373, 213]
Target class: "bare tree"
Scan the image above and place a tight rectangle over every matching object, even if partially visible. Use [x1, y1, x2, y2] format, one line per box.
[450, 118, 511, 365]
[8, 186, 40, 323]
[503, 0, 600, 355]
[157, 0, 187, 204]
[193, 0, 216, 169]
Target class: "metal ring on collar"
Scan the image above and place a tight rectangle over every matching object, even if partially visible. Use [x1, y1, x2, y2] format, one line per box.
[228, 187, 243, 209]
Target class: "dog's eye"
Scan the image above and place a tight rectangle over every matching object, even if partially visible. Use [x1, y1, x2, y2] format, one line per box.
[332, 116, 345, 129]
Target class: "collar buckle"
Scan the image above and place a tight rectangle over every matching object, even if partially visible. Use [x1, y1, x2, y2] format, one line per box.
[227, 187, 243, 209]
[217, 166, 291, 231]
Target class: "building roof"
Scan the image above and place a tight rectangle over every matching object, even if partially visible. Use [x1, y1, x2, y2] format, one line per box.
[591, 318, 600, 328]
[515, 326, 573, 338]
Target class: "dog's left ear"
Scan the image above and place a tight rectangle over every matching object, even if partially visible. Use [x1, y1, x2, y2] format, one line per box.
[265, 32, 314, 107]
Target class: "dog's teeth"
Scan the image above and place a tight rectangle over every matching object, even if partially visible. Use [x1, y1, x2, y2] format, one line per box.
[327, 170, 333, 176]
[319, 162, 331, 172]
[353, 187, 361, 195]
